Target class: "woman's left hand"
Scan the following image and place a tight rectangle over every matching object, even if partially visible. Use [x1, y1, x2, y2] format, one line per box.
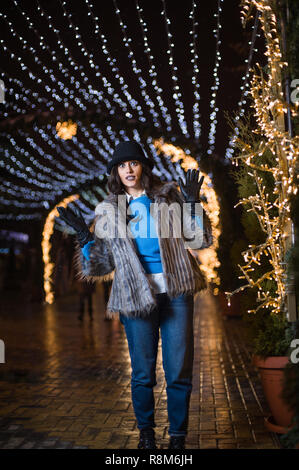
[178, 169, 204, 202]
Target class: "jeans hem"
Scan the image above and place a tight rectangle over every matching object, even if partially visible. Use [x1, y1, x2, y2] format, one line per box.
[138, 424, 156, 430]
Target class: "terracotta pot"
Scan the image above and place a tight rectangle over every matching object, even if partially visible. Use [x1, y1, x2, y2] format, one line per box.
[218, 291, 242, 317]
[252, 355, 294, 433]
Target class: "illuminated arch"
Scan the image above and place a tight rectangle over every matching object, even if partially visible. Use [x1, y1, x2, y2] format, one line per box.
[42, 194, 79, 304]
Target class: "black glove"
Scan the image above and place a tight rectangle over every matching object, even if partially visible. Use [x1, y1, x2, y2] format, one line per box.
[178, 169, 204, 203]
[178, 169, 204, 217]
[56, 206, 93, 248]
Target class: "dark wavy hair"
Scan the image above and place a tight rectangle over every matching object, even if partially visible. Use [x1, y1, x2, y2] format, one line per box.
[107, 163, 164, 199]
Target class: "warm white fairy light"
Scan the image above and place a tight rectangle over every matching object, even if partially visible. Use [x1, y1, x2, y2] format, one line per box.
[42, 194, 79, 304]
[225, 11, 260, 159]
[56, 120, 77, 140]
[226, 0, 298, 317]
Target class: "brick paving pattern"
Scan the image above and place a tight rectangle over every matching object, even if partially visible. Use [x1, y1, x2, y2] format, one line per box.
[0, 287, 280, 449]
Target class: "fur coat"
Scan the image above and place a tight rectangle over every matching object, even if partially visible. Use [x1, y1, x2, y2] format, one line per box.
[75, 181, 213, 318]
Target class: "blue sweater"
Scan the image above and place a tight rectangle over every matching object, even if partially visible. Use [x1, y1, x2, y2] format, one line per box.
[127, 194, 162, 274]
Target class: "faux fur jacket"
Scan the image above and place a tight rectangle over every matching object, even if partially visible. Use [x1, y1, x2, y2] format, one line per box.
[75, 181, 213, 318]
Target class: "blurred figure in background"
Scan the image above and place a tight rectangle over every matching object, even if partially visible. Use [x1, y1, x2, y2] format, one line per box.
[77, 279, 96, 322]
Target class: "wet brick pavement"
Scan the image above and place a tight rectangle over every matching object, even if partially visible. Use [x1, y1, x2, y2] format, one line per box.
[0, 287, 280, 449]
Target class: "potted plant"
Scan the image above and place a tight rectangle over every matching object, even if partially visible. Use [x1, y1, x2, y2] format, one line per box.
[243, 302, 294, 433]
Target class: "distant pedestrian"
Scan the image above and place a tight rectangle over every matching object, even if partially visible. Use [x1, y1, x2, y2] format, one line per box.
[77, 279, 96, 321]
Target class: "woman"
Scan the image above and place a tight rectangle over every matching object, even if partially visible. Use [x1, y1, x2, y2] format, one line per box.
[57, 141, 212, 449]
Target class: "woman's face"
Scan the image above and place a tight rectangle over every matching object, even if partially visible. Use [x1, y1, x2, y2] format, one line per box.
[117, 160, 143, 190]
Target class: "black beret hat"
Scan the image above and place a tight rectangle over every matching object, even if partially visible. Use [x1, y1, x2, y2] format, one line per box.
[107, 141, 154, 174]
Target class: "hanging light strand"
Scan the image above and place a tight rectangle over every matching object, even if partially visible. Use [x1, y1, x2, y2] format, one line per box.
[161, 0, 190, 138]
[135, 0, 173, 131]
[207, 0, 224, 155]
[3, 5, 88, 111]
[112, 0, 162, 127]
[84, 0, 145, 122]
[189, 0, 201, 141]
[225, 11, 260, 159]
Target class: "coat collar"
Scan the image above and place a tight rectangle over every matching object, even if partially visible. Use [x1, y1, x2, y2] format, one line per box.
[105, 181, 180, 205]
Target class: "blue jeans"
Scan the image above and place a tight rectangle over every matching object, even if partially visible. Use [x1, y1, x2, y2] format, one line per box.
[119, 293, 194, 437]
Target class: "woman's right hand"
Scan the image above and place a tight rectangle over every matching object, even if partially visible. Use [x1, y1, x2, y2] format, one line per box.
[57, 206, 93, 247]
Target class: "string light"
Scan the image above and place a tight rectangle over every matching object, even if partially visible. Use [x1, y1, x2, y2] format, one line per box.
[56, 120, 77, 140]
[84, 0, 146, 122]
[225, 11, 260, 159]
[207, 0, 223, 155]
[226, 0, 298, 317]
[112, 0, 162, 127]
[42, 194, 79, 304]
[135, 0, 172, 132]
[189, 0, 201, 141]
[161, 0, 190, 137]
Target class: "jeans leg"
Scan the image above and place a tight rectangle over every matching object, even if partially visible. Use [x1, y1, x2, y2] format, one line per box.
[119, 311, 160, 430]
[159, 294, 194, 437]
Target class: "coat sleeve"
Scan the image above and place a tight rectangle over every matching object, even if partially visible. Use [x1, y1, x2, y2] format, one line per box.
[73, 202, 115, 283]
[182, 202, 213, 250]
